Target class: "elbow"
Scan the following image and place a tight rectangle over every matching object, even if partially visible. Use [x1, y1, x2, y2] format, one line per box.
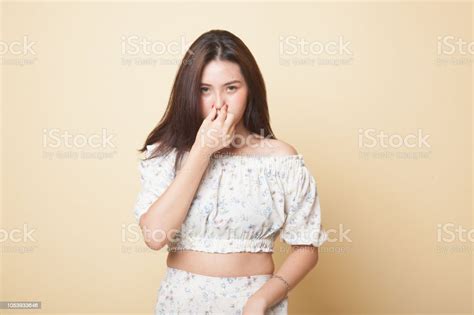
[144, 239, 167, 251]
[138, 214, 170, 251]
[142, 232, 169, 251]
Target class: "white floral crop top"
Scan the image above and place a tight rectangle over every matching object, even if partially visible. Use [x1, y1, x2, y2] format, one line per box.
[133, 143, 328, 253]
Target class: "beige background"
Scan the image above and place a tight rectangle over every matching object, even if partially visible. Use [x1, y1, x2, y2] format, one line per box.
[1, 1, 472, 314]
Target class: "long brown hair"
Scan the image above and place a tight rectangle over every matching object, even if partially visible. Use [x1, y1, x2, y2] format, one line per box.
[138, 29, 277, 171]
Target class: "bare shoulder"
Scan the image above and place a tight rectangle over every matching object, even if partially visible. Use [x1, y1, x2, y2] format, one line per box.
[265, 138, 299, 156]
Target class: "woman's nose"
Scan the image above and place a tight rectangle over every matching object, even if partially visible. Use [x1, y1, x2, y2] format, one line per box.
[214, 99, 225, 110]
[214, 92, 229, 108]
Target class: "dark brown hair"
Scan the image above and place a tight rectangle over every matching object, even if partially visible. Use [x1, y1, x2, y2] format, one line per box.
[138, 29, 276, 171]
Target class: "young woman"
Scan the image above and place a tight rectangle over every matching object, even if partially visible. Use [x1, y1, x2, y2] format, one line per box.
[133, 29, 328, 315]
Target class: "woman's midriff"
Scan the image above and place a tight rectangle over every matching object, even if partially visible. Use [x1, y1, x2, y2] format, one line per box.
[166, 250, 275, 277]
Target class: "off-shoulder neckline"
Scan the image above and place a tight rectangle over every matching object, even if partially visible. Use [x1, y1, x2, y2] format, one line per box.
[210, 152, 304, 160]
[146, 144, 304, 160]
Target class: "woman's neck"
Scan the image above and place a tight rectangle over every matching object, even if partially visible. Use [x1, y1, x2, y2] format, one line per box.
[229, 121, 254, 148]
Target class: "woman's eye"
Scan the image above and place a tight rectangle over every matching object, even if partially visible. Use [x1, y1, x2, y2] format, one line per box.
[200, 87, 209, 94]
[227, 86, 237, 92]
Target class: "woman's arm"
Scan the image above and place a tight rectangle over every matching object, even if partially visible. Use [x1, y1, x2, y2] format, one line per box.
[139, 143, 211, 250]
[245, 245, 320, 311]
[139, 104, 236, 250]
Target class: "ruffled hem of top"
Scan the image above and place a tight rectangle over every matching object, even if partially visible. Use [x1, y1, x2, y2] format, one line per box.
[144, 144, 306, 170]
[167, 237, 275, 253]
[280, 229, 329, 248]
[211, 151, 303, 159]
[145, 143, 305, 161]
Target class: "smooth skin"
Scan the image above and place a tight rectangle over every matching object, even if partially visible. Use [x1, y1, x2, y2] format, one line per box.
[139, 60, 320, 314]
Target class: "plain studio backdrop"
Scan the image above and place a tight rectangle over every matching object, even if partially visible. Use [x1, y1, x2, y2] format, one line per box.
[0, 1, 472, 314]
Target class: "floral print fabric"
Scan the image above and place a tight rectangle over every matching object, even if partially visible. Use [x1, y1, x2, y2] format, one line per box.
[133, 143, 328, 252]
[154, 267, 288, 314]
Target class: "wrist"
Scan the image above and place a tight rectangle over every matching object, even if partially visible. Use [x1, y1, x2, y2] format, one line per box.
[247, 294, 269, 310]
[190, 143, 214, 160]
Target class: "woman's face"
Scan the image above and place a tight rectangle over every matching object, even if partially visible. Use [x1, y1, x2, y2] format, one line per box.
[199, 59, 248, 121]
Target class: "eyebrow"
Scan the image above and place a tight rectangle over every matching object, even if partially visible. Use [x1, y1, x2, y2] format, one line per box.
[200, 80, 242, 86]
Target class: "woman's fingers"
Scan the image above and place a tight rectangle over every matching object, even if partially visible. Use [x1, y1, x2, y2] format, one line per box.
[205, 105, 217, 121]
[216, 104, 228, 123]
[228, 123, 236, 142]
[223, 113, 236, 146]
[197, 103, 236, 152]
[223, 111, 235, 130]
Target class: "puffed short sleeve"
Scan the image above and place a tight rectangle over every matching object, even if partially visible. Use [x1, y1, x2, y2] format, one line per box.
[280, 157, 328, 247]
[133, 144, 176, 223]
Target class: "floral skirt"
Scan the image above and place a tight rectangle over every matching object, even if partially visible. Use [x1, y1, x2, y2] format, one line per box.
[154, 266, 288, 315]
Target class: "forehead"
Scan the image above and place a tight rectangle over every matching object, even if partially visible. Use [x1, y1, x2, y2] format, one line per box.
[201, 59, 243, 83]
